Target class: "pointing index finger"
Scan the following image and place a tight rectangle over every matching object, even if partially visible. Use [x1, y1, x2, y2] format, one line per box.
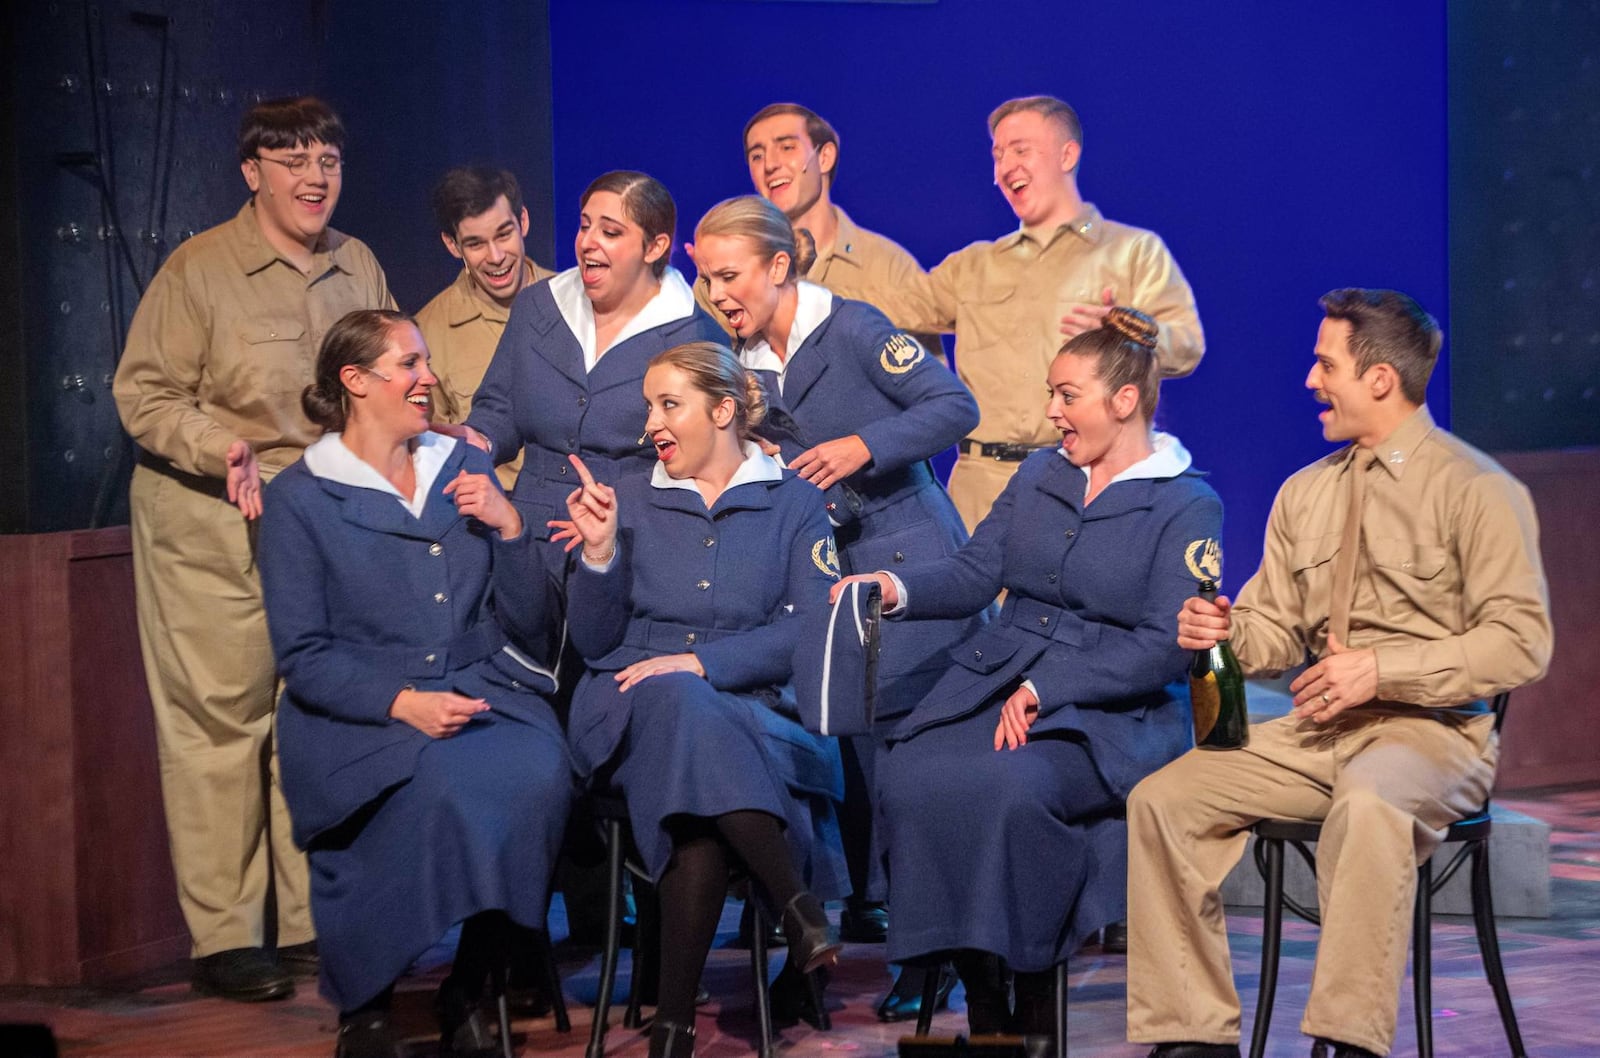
[568, 453, 598, 489]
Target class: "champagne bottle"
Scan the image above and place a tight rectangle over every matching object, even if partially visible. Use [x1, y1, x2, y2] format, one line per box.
[1189, 579, 1249, 749]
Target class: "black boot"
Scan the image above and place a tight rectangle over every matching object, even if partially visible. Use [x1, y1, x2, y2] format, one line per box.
[648, 1018, 696, 1058]
[1012, 969, 1056, 1040]
[770, 960, 830, 1029]
[876, 963, 956, 1023]
[951, 950, 1011, 1036]
[780, 892, 841, 974]
[1311, 1040, 1380, 1058]
[437, 977, 498, 1058]
[334, 1011, 404, 1058]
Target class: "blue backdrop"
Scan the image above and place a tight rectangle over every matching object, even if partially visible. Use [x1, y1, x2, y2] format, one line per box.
[546, 0, 1449, 589]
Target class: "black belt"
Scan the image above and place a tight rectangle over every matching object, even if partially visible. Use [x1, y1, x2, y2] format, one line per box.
[959, 438, 1055, 462]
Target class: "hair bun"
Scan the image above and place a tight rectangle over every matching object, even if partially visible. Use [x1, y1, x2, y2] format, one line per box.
[1104, 306, 1159, 350]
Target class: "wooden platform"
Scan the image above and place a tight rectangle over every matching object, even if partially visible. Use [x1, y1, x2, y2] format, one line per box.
[2, 784, 1595, 1058]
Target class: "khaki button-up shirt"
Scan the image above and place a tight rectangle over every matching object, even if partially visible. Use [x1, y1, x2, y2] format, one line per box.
[416, 260, 556, 490]
[114, 201, 395, 476]
[870, 204, 1204, 447]
[1231, 406, 1553, 708]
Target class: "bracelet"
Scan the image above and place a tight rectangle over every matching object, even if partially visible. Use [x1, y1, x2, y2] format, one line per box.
[583, 546, 616, 565]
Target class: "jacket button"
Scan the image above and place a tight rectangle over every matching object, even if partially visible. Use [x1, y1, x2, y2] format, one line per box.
[577, 396, 588, 407]
[893, 551, 905, 563]
[558, 465, 567, 475]
[1047, 572, 1057, 583]
[974, 649, 983, 661]
[1064, 528, 1077, 538]
[1038, 615, 1050, 627]
[566, 437, 576, 450]
[684, 632, 697, 645]
[696, 579, 711, 591]
[424, 653, 436, 664]
[511, 680, 523, 690]
[434, 592, 447, 604]
[429, 542, 443, 556]
[703, 536, 715, 547]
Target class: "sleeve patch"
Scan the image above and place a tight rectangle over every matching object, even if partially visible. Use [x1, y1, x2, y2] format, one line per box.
[1185, 538, 1223, 582]
[811, 537, 842, 579]
[879, 333, 926, 375]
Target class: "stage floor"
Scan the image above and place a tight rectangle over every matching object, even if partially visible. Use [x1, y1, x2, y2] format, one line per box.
[3, 785, 1597, 1058]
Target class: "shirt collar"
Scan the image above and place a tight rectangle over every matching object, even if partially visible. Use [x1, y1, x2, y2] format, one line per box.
[548, 265, 696, 371]
[1069, 430, 1193, 484]
[997, 203, 1105, 254]
[740, 281, 834, 382]
[1350, 405, 1436, 481]
[302, 430, 458, 518]
[446, 260, 540, 327]
[235, 200, 345, 276]
[650, 440, 784, 493]
[818, 205, 865, 272]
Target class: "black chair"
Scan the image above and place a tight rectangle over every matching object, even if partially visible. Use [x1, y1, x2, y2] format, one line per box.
[484, 926, 571, 1058]
[583, 794, 826, 1058]
[1248, 691, 1526, 1058]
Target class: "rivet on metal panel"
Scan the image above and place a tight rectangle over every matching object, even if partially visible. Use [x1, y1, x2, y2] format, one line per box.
[64, 449, 77, 463]
[59, 301, 72, 315]
[56, 222, 84, 243]
[57, 74, 79, 93]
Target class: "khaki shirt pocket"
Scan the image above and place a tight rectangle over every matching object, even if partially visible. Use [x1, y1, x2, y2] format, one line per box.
[955, 279, 1019, 355]
[1289, 531, 1340, 601]
[217, 317, 312, 402]
[1367, 536, 1452, 620]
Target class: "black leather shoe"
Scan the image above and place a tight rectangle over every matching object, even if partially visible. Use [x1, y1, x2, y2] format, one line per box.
[192, 947, 294, 1002]
[1310, 1039, 1380, 1058]
[334, 1012, 404, 1058]
[770, 962, 830, 1030]
[648, 1018, 696, 1058]
[1146, 1045, 1242, 1058]
[276, 940, 319, 976]
[437, 979, 499, 1058]
[839, 900, 889, 944]
[780, 892, 841, 974]
[875, 963, 956, 1023]
[1100, 920, 1128, 954]
[732, 900, 787, 950]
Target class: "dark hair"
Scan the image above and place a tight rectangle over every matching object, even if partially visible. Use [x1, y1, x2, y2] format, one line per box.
[648, 341, 768, 442]
[303, 309, 415, 432]
[743, 102, 841, 187]
[580, 170, 675, 278]
[431, 166, 524, 239]
[1318, 288, 1441, 404]
[695, 195, 818, 284]
[238, 96, 346, 163]
[1060, 306, 1161, 421]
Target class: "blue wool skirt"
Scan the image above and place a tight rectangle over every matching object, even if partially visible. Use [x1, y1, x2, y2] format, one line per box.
[576, 671, 849, 902]
[881, 699, 1123, 971]
[308, 708, 574, 1010]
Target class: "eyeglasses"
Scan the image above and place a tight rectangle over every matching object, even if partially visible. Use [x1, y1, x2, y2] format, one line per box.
[254, 153, 343, 176]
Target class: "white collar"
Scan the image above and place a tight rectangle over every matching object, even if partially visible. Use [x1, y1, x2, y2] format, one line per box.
[650, 440, 785, 495]
[1069, 430, 1193, 486]
[739, 281, 834, 391]
[548, 265, 696, 372]
[303, 430, 457, 518]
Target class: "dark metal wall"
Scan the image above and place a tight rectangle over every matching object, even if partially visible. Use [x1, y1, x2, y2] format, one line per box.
[1, 0, 554, 533]
[1449, 2, 1600, 452]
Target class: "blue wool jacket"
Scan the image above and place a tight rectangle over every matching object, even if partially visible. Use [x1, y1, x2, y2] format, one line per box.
[891, 447, 1224, 798]
[466, 274, 727, 536]
[259, 441, 627, 845]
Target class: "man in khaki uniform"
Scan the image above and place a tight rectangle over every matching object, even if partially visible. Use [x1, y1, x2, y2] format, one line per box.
[1126, 289, 1552, 1058]
[870, 96, 1205, 531]
[416, 166, 556, 491]
[113, 97, 394, 1002]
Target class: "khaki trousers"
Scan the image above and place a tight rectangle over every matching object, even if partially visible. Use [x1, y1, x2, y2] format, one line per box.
[948, 452, 1027, 534]
[1125, 709, 1498, 1056]
[129, 463, 312, 958]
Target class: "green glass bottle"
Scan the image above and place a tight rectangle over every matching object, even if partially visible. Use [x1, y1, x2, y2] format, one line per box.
[1189, 579, 1249, 749]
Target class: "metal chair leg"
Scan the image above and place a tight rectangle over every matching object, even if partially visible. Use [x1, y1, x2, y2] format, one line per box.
[1468, 840, 1528, 1058]
[623, 878, 653, 1030]
[585, 817, 625, 1058]
[1413, 858, 1434, 1058]
[1053, 962, 1067, 1058]
[492, 961, 515, 1058]
[541, 929, 571, 1033]
[751, 901, 775, 1058]
[1249, 836, 1286, 1058]
[915, 961, 941, 1037]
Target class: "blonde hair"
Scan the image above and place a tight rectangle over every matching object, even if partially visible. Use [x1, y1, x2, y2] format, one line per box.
[648, 341, 768, 441]
[695, 195, 817, 284]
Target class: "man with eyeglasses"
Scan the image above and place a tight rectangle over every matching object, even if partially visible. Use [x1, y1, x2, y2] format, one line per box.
[114, 95, 394, 1003]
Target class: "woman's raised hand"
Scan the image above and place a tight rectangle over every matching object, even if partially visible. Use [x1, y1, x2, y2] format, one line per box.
[444, 470, 523, 539]
[550, 454, 619, 562]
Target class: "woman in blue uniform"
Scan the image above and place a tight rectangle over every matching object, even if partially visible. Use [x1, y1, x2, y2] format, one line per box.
[693, 194, 981, 1016]
[464, 170, 726, 535]
[835, 309, 1223, 1041]
[259, 310, 620, 1058]
[555, 340, 847, 1058]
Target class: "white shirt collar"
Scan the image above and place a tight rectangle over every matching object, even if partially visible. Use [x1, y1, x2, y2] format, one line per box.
[548, 265, 697, 373]
[1069, 430, 1193, 485]
[650, 440, 785, 495]
[738, 281, 834, 393]
[302, 430, 457, 518]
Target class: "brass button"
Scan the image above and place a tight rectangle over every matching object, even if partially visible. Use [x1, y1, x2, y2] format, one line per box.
[684, 632, 697, 646]
[429, 542, 443, 556]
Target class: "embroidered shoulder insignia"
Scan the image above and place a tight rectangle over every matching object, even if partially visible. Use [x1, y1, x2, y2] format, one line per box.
[879, 333, 926, 375]
[1184, 538, 1223, 582]
[811, 537, 841, 579]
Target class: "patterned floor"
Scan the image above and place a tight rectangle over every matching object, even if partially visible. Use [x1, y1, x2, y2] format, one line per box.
[3, 785, 1596, 1057]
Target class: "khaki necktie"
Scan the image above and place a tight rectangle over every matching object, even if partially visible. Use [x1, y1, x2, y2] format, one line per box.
[1327, 448, 1375, 645]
